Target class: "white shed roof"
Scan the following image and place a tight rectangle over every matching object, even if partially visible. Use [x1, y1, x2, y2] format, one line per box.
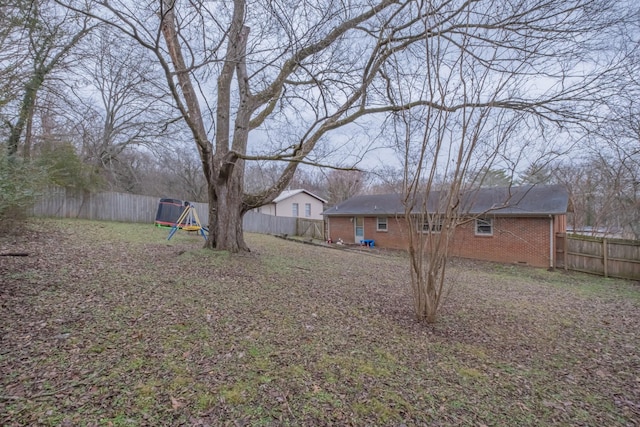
[273, 189, 328, 204]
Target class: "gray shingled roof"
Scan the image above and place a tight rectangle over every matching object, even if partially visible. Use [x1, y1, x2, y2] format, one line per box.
[323, 185, 569, 217]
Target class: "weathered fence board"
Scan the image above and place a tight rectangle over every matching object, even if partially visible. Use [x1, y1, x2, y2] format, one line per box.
[31, 188, 161, 223]
[296, 218, 325, 239]
[243, 211, 297, 236]
[30, 188, 323, 239]
[556, 233, 640, 280]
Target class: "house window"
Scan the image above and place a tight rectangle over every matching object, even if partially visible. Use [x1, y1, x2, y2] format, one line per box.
[305, 203, 311, 217]
[377, 217, 388, 231]
[475, 218, 493, 236]
[292, 203, 299, 217]
[419, 217, 443, 233]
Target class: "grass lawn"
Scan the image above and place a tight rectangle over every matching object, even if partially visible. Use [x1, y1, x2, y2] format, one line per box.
[1, 218, 639, 426]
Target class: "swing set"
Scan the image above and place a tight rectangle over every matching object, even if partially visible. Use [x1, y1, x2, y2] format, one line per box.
[167, 203, 208, 241]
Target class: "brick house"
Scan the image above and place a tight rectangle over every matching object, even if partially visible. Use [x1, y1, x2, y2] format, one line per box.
[256, 189, 327, 221]
[323, 185, 569, 268]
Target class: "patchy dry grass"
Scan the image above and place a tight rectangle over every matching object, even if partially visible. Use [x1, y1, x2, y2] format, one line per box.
[1, 218, 639, 426]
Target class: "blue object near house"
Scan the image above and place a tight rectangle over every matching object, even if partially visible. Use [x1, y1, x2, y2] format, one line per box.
[360, 239, 375, 247]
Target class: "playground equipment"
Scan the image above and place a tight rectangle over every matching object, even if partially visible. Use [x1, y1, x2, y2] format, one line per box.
[167, 202, 208, 241]
[155, 198, 185, 227]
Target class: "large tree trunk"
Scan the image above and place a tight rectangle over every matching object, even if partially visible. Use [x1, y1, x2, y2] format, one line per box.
[157, 0, 395, 253]
[6, 74, 42, 157]
[161, 0, 255, 253]
[205, 161, 249, 252]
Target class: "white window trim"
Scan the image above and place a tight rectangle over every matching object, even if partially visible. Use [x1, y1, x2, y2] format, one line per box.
[475, 218, 493, 236]
[304, 203, 311, 217]
[377, 217, 388, 232]
[418, 217, 443, 233]
[292, 203, 299, 217]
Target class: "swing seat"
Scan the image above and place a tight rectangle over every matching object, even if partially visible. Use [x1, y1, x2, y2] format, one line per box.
[183, 225, 201, 231]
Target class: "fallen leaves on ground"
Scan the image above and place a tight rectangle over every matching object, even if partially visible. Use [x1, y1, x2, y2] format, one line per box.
[1, 218, 638, 426]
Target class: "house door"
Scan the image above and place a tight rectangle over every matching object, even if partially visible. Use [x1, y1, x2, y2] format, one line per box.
[354, 217, 364, 242]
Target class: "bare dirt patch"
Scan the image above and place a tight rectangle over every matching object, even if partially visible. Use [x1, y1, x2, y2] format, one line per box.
[1, 219, 639, 426]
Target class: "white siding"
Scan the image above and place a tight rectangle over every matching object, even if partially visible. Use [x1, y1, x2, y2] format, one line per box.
[275, 193, 324, 220]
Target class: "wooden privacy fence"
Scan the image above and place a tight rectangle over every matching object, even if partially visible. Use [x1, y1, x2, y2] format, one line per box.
[30, 187, 161, 223]
[30, 188, 324, 240]
[556, 233, 640, 280]
[296, 218, 325, 240]
[242, 215, 325, 239]
[243, 214, 324, 239]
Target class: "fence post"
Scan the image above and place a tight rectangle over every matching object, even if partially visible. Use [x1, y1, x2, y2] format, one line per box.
[563, 233, 568, 271]
[603, 238, 608, 278]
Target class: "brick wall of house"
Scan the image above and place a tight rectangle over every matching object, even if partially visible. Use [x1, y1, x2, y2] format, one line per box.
[327, 216, 408, 248]
[327, 217, 356, 243]
[449, 217, 552, 267]
[364, 217, 409, 249]
[327, 214, 565, 268]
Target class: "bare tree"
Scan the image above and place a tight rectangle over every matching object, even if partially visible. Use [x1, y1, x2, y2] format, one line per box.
[55, 27, 177, 191]
[593, 71, 640, 238]
[325, 169, 367, 205]
[0, 2, 28, 113]
[243, 162, 286, 195]
[380, 0, 630, 322]
[245, 165, 330, 201]
[369, 165, 404, 194]
[555, 150, 639, 239]
[2, 0, 92, 158]
[558, 26, 640, 239]
[154, 145, 208, 202]
[55, 0, 632, 258]
[55, 0, 483, 252]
